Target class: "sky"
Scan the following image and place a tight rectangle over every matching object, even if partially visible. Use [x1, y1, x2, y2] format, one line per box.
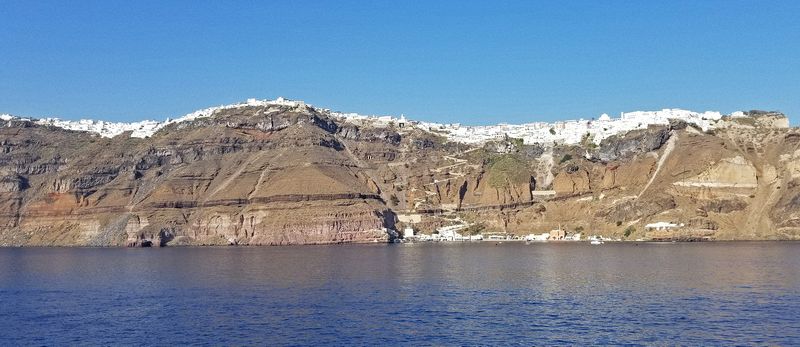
[1, 0, 799, 125]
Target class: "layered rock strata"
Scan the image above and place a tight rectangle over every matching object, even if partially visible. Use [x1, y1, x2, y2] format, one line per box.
[1, 104, 798, 245]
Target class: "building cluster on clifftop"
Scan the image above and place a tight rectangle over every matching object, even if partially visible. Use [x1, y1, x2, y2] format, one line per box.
[1, 97, 782, 146]
[326, 102, 776, 146]
[333, 108, 755, 146]
[433, 109, 728, 145]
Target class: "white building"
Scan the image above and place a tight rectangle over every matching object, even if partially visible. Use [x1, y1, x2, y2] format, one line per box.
[645, 222, 683, 231]
[437, 224, 467, 241]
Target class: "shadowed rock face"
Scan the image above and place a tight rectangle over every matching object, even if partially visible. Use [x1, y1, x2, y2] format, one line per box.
[596, 126, 671, 162]
[0, 107, 798, 245]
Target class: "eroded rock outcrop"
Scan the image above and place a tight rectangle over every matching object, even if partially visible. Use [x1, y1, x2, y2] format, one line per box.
[673, 156, 758, 188]
[596, 126, 671, 162]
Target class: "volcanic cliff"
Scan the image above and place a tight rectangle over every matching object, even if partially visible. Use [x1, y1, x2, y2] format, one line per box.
[1, 101, 798, 246]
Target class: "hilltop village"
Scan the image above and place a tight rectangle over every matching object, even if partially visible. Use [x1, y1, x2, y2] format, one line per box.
[334, 108, 738, 146]
[4, 97, 771, 147]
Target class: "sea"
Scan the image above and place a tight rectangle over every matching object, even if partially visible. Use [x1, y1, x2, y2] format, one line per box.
[1, 242, 798, 345]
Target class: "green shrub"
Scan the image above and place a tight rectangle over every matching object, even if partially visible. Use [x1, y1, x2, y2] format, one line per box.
[624, 226, 635, 238]
[487, 154, 529, 188]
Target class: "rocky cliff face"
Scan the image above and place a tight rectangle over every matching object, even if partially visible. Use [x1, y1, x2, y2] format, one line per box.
[0, 105, 797, 246]
[466, 121, 800, 241]
[0, 105, 395, 246]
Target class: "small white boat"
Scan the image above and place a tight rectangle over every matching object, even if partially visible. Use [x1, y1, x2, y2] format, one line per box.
[590, 239, 604, 245]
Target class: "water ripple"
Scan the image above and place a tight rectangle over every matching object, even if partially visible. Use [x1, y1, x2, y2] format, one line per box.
[0, 242, 798, 345]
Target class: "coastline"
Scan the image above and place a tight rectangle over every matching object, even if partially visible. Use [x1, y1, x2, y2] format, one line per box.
[2, 238, 799, 248]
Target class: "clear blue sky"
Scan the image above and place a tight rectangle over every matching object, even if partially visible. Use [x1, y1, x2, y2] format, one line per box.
[1, 0, 798, 125]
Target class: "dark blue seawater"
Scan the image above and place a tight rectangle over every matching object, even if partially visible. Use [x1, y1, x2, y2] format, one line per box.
[1, 242, 799, 345]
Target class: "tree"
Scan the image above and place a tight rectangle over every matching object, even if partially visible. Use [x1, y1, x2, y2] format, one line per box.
[624, 226, 635, 238]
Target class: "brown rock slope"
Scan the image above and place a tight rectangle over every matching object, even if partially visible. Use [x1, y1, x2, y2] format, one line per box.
[0, 105, 394, 246]
[1, 107, 798, 245]
[452, 117, 800, 241]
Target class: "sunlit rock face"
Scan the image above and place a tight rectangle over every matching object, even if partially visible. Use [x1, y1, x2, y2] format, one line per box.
[0, 104, 397, 246]
[0, 101, 797, 245]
